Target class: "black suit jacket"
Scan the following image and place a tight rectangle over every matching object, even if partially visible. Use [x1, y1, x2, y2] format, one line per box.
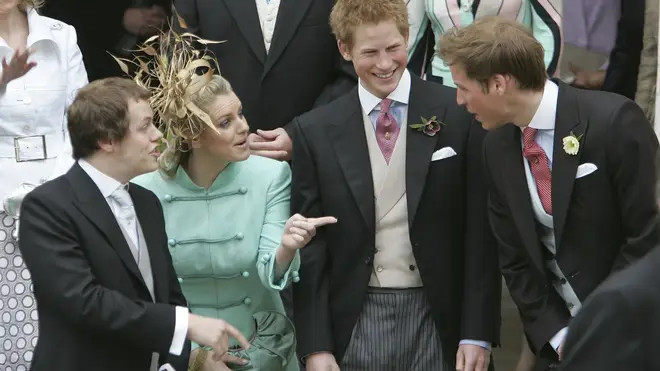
[559, 242, 660, 371]
[40, 0, 172, 81]
[174, 0, 357, 133]
[18, 164, 190, 371]
[483, 81, 659, 366]
[290, 75, 501, 365]
[602, 0, 645, 99]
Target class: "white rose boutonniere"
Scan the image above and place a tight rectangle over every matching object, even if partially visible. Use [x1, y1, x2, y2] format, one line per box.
[562, 131, 583, 156]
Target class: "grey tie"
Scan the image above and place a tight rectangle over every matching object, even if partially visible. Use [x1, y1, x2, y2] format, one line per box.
[110, 191, 159, 370]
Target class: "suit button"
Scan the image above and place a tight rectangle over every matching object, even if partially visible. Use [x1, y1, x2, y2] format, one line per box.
[409, 265, 416, 271]
[242, 271, 250, 278]
[238, 186, 248, 194]
[292, 271, 300, 283]
[364, 257, 372, 265]
[567, 302, 574, 309]
[235, 232, 244, 240]
[164, 194, 173, 202]
[376, 266, 383, 272]
[167, 239, 176, 247]
[560, 278, 567, 284]
[177, 277, 183, 283]
[243, 297, 252, 305]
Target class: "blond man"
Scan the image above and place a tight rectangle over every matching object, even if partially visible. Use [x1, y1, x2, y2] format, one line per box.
[439, 16, 659, 370]
[290, 1, 501, 370]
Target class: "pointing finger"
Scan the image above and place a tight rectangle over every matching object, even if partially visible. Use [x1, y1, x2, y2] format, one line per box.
[307, 216, 338, 227]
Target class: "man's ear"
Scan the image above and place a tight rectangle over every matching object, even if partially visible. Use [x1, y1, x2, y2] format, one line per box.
[97, 138, 116, 153]
[338, 40, 352, 61]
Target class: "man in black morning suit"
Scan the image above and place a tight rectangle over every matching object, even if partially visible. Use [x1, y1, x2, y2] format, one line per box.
[174, 0, 357, 162]
[17, 78, 250, 371]
[438, 17, 659, 370]
[559, 240, 660, 371]
[290, 1, 500, 370]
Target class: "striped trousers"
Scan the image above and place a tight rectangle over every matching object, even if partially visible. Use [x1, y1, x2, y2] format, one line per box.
[341, 287, 449, 371]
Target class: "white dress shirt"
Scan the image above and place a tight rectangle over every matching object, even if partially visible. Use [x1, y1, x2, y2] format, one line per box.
[78, 159, 189, 357]
[0, 9, 88, 212]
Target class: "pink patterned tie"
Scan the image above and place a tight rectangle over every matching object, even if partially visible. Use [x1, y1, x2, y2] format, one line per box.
[375, 98, 400, 164]
[522, 127, 552, 214]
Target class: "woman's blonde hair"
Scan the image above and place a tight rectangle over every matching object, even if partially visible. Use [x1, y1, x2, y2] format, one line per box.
[158, 74, 233, 174]
[19, 0, 44, 11]
[112, 13, 229, 176]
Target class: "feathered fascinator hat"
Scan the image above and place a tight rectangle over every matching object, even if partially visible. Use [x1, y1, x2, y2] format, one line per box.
[110, 11, 224, 168]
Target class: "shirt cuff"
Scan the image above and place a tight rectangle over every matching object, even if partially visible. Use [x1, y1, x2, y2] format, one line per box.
[550, 327, 568, 352]
[168, 306, 189, 355]
[459, 339, 491, 351]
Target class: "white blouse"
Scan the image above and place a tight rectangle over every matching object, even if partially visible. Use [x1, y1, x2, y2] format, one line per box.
[0, 9, 88, 212]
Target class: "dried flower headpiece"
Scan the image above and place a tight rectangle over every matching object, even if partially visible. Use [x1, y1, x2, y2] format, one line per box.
[109, 11, 224, 156]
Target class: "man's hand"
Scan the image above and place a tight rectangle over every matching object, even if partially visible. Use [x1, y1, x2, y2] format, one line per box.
[569, 62, 606, 90]
[456, 344, 490, 371]
[305, 352, 341, 371]
[558, 341, 565, 361]
[187, 314, 251, 362]
[0, 48, 36, 86]
[249, 128, 292, 161]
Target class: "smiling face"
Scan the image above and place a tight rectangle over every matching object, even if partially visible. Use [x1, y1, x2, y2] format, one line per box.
[339, 20, 408, 99]
[109, 99, 163, 178]
[191, 92, 250, 163]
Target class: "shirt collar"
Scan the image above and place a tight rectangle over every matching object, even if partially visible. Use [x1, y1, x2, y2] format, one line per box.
[0, 9, 57, 50]
[358, 68, 411, 114]
[523, 79, 559, 132]
[78, 159, 125, 198]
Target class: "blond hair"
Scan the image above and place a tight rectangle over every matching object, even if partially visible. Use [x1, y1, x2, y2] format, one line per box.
[330, 0, 409, 48]
[158, 75, 233, 174]
[437, 16, 546, 91]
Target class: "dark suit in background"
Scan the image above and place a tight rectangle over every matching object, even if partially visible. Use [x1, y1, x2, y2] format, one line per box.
[601, 0, 645, 99]
[18, 164, 190, 371]
[290, 75, 500, 368]
[174, 0, 357, 134]
[40, 0, 172, 81]
[559, 243, 660, 371]
[483, 81, 659, 369]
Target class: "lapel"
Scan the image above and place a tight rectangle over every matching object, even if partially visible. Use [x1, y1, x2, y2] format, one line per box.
[261, 0, 313, 78]
[66, 164, 149, 293]
[405, 76, 445, 227]
[551, 81, 588, 248]
[130, 186, 168, 302]
[327, 88, 376, 233]
[223, 0, 267, 65]
[496, 125, 546, 271]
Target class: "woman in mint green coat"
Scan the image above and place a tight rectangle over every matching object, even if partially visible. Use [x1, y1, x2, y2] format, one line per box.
[130, 32, 335, 370]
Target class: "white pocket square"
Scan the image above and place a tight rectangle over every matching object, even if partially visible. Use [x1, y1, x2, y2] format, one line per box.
[431, 147, 457, 161]
[576, 163, 598, 179]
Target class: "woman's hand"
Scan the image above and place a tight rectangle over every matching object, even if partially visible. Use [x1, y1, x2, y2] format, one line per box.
[0, 48, 36, 86]
[281, 214, 337, 250]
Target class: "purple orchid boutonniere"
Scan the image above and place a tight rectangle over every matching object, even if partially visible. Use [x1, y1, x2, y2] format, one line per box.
[409, 116, 444, 137]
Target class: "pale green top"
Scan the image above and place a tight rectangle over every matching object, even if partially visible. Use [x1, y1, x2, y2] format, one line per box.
[133, 156, 300, 370]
